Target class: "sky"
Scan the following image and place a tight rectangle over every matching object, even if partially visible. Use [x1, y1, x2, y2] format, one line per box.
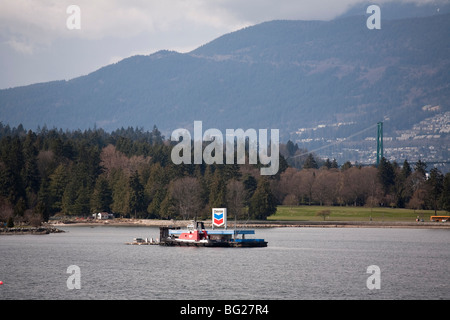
[0, 0, 442, 89]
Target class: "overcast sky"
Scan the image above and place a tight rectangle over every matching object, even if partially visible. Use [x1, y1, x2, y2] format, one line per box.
[0, 0, 441, 89]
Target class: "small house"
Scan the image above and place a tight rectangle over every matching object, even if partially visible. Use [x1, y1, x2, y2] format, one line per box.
[96, 212, 114, 220]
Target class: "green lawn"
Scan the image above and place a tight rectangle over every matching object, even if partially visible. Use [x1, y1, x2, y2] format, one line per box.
[268, 205, 448, 222]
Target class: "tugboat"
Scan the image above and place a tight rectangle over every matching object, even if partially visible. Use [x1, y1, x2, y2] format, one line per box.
[159, 220, 267, 248]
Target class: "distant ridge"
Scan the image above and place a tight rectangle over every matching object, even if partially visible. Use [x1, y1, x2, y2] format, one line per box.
[1, 13, 449, 146]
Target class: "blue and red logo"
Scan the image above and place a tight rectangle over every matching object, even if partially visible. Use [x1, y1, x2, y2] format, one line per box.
[212, 209, 226, 227]
[214, 212, 224, 226]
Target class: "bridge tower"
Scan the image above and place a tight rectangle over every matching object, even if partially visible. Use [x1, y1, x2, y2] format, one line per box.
[376, 122, 383, 166]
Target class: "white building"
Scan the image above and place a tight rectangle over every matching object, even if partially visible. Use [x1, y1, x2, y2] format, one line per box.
[94, 212, 114, 220]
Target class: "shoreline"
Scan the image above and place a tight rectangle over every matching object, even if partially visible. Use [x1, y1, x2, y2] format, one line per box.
[49, 219, 450, 230]
[2, 219, 448, 235]
[0, 226, 65, 235]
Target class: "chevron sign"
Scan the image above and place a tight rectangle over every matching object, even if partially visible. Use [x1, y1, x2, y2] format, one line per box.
[212, 208, 227, 228]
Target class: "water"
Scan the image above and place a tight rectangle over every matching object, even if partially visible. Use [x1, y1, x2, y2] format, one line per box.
[0, 226, 449, 300]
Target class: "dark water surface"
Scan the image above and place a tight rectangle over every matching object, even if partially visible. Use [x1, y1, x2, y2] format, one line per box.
[1, 226, 449, 300]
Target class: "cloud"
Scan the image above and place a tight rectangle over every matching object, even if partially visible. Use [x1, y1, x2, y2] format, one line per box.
[0, 0, 445, 88]
[0, 0, 242, 56]
[209, 0, 358, 22]
[5, 38, 34, 55]
[1, 0, 440, 54]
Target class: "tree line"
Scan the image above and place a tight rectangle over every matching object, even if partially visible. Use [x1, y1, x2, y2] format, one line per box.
[0, 123, 449, 227]
[0, 124, 278, 226]
[274, 157, 449, 214]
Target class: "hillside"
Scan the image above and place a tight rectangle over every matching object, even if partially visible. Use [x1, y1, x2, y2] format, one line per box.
[1, 13, 449, 159]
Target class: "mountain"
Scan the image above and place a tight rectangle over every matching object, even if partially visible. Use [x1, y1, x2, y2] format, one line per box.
[339, 0, 450, 20]
[1, 13, 449, 155]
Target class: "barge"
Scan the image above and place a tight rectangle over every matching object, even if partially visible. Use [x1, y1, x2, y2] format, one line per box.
[125, 237, 159, 245]
[159, 221, 267, 247]
[126, 209, 267, 248]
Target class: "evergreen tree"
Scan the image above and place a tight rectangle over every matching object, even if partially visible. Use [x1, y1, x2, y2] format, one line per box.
[441, 173, 450, 212]
[395, 160, 413, 208]
[147, 188, 166, 218]
[286, 140, 298, 156]
[226, 179, 245, 220]
[400, 160, 412, 180]
[277, 154, 289, 176]
[0, 136, 26, 205]
[14, 197, 26, 217]
[145, 163, 168, 218]
[222, 163, 241, 181]
[331, 159, 339, 169]
[62, 178, 78, 215]
[151, 125, 163, 145]
[74, 186, 91, 216]
[341, 161, 352, 171]
[414, 160, 427, 178]
[129, 171, 145, 218]
[377, 157, 395, 195]
[48, 165, 68, 213]
[91, 176, 112, 213]
[159, 192, 176, 219]
[75, 143, 102, 188]
[242, 174, 258, 206]
[249, 178, 277, 220]
[37, 178, 51, 221]
[303, 153, 319, 169]
[22, 131, 40, 197]
[209, 170, 227, 208]
[50, 138, 65, 162]
[110, 169, 130, 216]
[426, 168, 444, 214]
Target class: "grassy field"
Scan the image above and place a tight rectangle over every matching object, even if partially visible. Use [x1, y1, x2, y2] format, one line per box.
[268, 205, 448, 222]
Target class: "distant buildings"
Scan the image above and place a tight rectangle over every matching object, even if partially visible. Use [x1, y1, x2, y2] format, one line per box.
[293, 111, 449, 171]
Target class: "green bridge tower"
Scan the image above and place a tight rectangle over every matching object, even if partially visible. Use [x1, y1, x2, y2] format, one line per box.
[376, 122, 383, 166]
